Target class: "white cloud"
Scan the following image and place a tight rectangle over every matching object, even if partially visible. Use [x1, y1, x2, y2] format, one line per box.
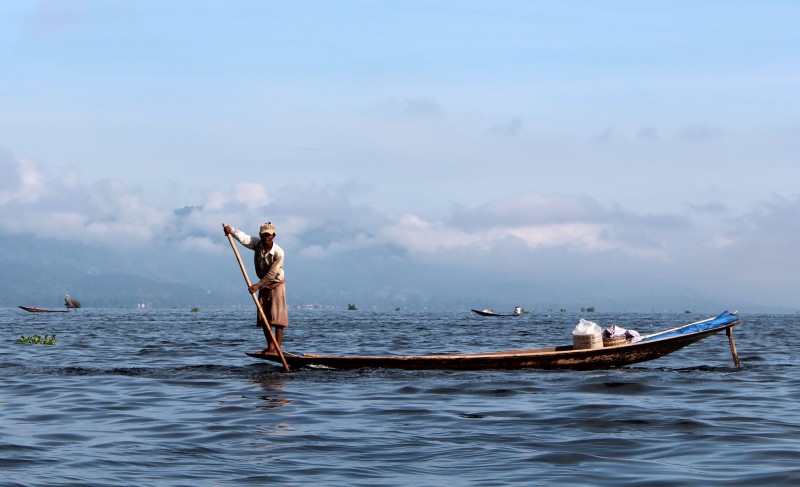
[708, 233, 737, 251]
[381, 208, 670, 262]
[232, 183, 270, 210]
[177, 236, 224, 255]
[451, 193, 606, 227]
[203, 190, 227, 211]
[382, 214, 485, 253]
[0, 153, 44, 205]
[299, 244, 327, 259]
[505, 223, 609, 249]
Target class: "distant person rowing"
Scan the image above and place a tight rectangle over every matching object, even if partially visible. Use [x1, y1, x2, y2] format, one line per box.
[223, 222, 288, 354]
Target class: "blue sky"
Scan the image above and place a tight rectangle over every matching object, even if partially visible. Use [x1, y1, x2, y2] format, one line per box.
[2, 1, 799, 310]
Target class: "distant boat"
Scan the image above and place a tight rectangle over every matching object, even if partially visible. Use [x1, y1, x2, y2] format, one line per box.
[18, 306, 69, 313]
[246, 311, 741, 371]
[471, 306, 523, 317]
[19, 294, 78, 313]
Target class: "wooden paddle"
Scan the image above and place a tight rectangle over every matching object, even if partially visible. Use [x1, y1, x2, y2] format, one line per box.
[726, 327, 740, 367]
[223, 223, 290, 372]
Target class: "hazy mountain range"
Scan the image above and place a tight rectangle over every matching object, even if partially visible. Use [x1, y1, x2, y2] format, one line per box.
[2, 235, 789, 314]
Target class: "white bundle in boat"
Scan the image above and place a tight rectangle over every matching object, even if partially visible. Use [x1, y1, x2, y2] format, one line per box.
[573, 318, 603, 349]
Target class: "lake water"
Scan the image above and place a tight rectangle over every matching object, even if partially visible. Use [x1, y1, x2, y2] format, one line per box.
[2, 308, 799, 486]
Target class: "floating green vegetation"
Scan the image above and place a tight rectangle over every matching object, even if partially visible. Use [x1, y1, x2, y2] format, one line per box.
[191, 307, 200, 312]
[19, 334, 57, 345]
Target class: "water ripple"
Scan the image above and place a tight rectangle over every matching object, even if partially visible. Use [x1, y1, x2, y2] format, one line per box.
[2, 309, 800, 485]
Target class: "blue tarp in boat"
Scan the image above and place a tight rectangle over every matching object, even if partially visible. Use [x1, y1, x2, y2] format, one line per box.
[642, 311, 738, 342]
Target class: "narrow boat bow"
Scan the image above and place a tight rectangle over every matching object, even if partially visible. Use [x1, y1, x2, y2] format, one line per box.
[18, 306, 69, 313]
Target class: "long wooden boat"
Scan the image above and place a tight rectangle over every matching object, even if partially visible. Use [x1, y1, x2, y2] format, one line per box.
[247, 311, 741, 371]
[18, 306, 70, 313]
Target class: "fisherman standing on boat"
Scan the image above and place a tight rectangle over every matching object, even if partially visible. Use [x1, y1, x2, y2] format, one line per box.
[223, 222, 288, 354]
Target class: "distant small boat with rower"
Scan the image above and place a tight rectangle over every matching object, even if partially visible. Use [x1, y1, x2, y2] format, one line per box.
[471, 306, 524, 317]
[18, 294, 79, 313]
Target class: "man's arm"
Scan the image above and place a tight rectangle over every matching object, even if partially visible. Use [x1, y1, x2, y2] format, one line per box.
[227, 226, 258, 250]
[263, 248, 285, 283]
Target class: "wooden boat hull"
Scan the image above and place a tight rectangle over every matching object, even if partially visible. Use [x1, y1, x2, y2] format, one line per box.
[247, 312, 740, 371]
[18, 306, 69, 313]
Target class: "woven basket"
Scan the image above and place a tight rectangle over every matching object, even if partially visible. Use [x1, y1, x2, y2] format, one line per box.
[602, 336, 627, 347]
[573, 333, 603, 350]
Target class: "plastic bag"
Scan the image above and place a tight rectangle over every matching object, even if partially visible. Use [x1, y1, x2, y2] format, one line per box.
[603, 324, 626, 338]
[573, 318, 601, 335]
[602, 324, 643, 343]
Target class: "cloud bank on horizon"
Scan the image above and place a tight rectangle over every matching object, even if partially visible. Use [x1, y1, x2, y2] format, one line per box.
[1, 1, 799, 308]
[3, 147, 799, 308]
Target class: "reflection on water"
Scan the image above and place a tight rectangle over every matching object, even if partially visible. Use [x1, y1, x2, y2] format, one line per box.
[254, 374, 291, 410]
